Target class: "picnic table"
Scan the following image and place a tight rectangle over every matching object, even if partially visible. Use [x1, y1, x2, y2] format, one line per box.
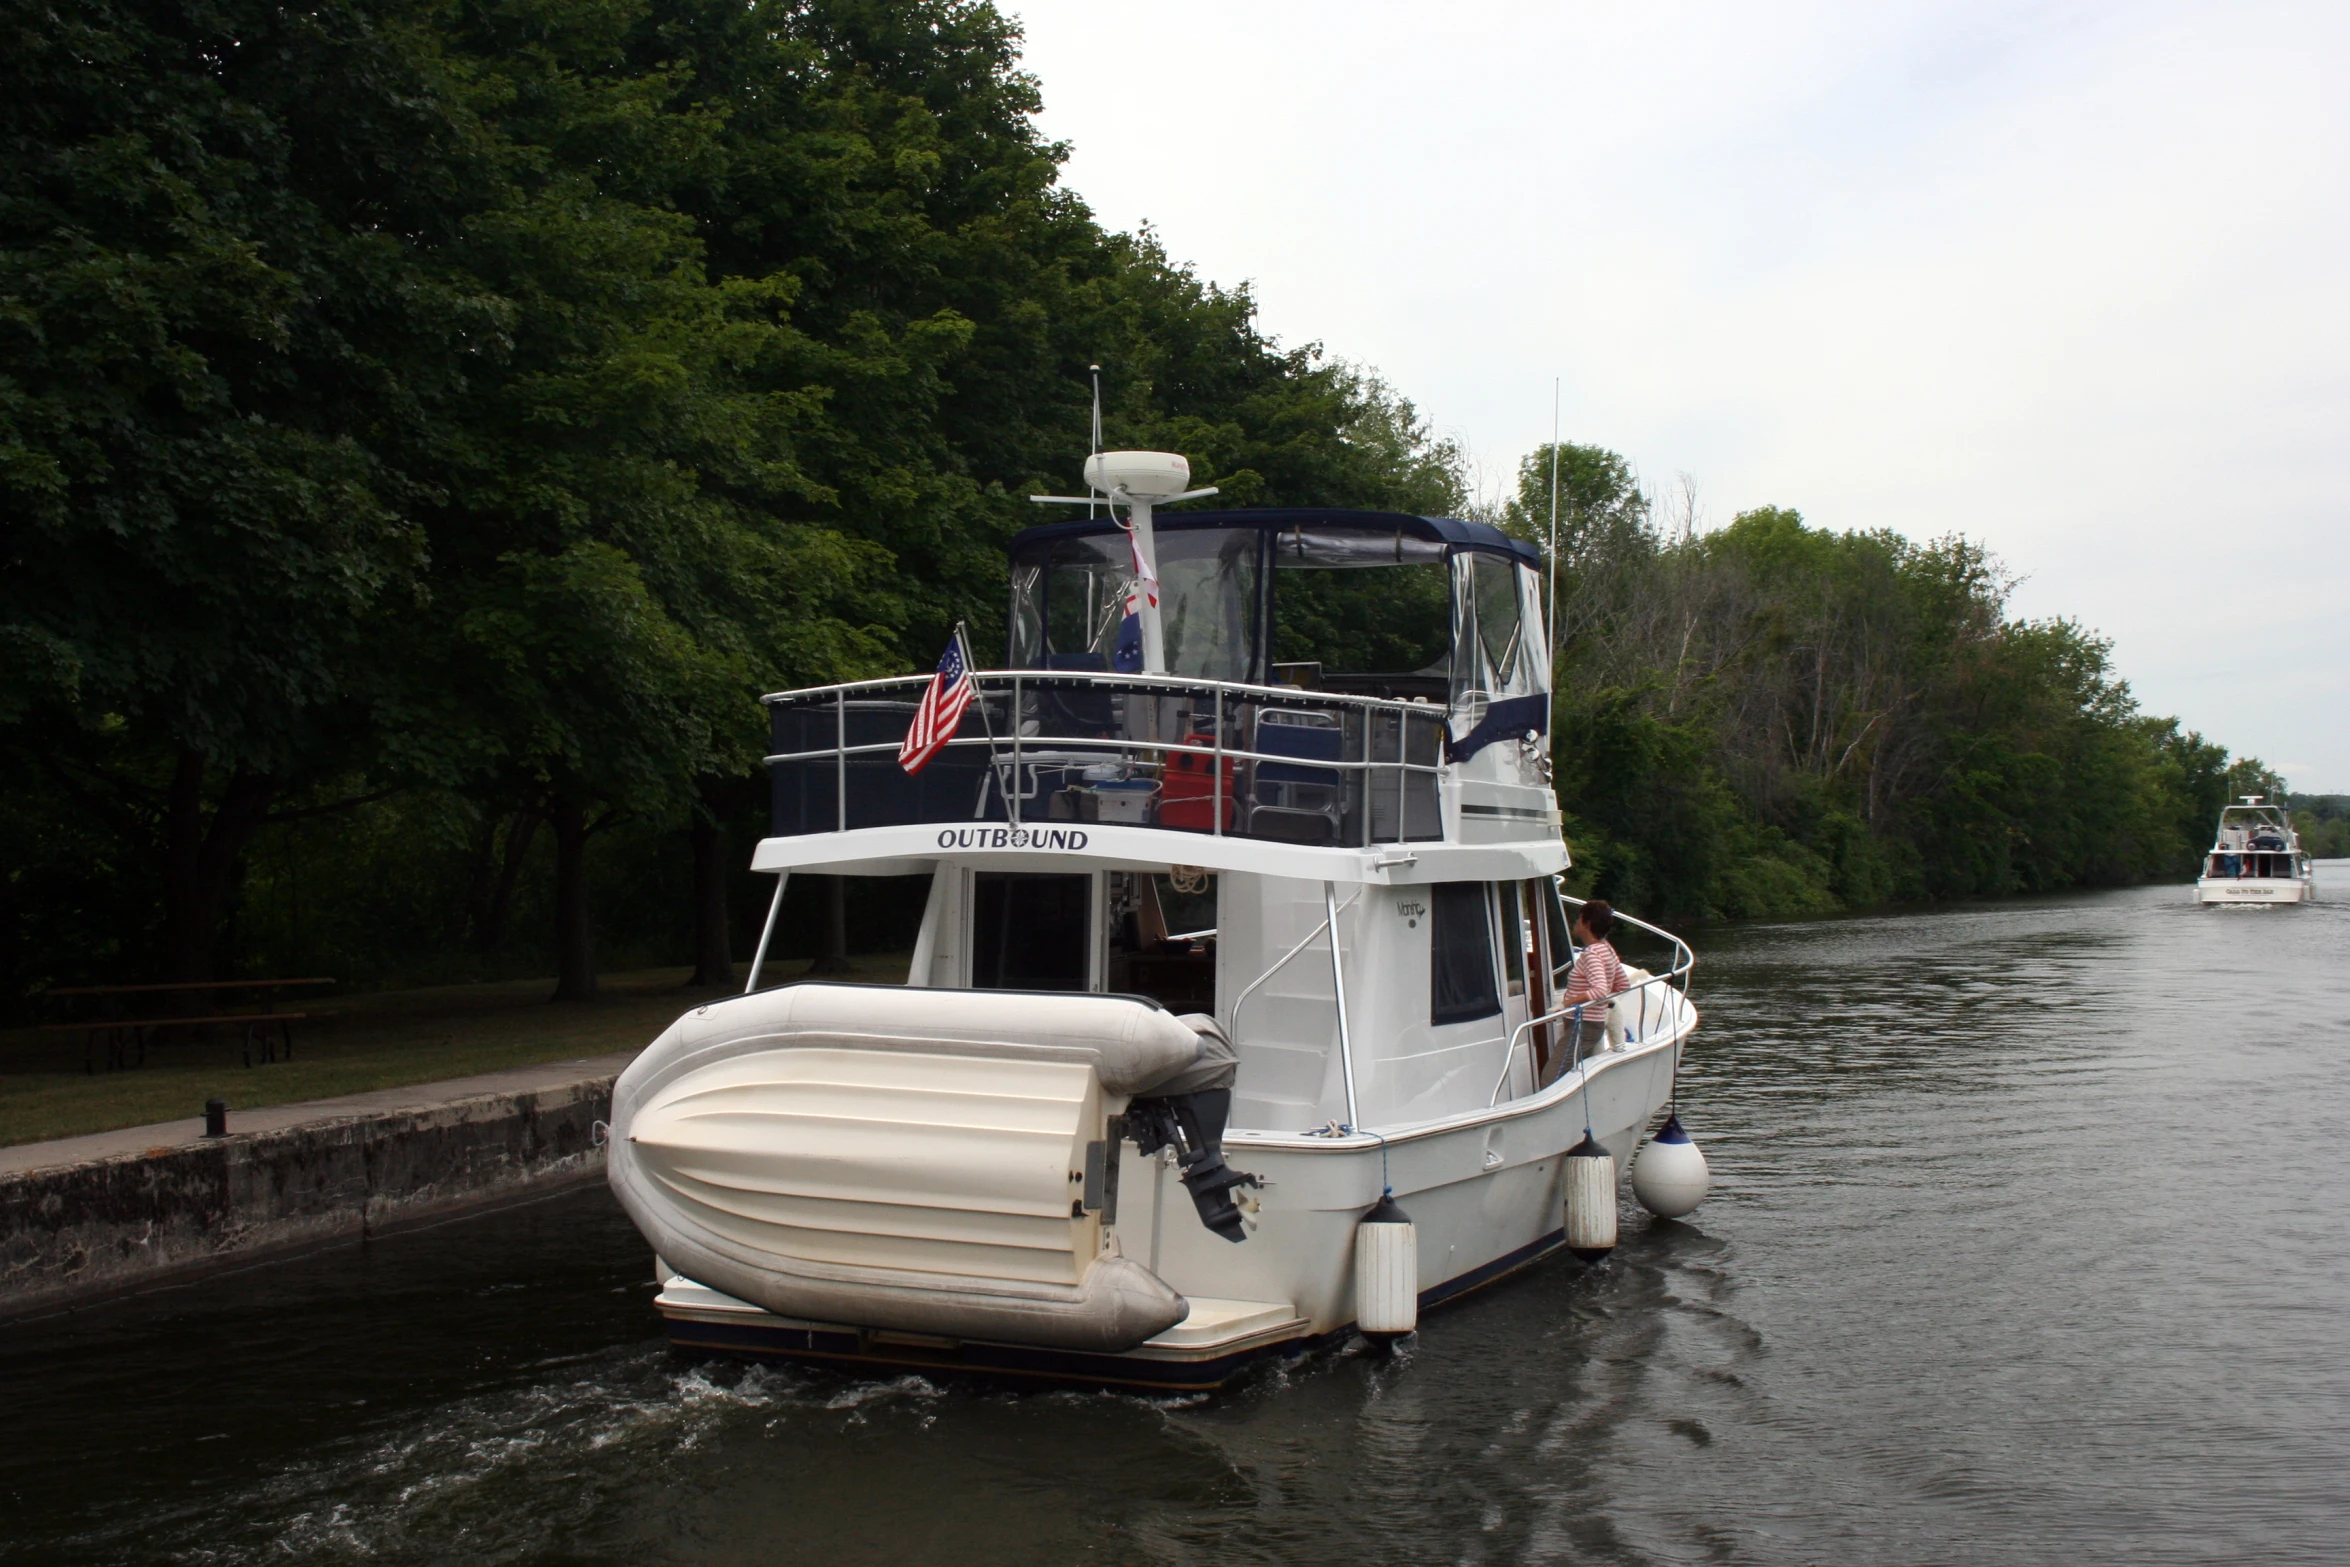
[38, 978, 337, 1073]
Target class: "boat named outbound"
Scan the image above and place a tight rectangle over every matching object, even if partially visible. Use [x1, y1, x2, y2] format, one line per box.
[605, 449, 1702, 1389]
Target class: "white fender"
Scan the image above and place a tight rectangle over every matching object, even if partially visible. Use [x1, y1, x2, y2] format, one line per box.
[1564, 1133, 1618, 1260]
[1353, 1195, 1418, 1336]
[1631, 1114, 1711, 1218]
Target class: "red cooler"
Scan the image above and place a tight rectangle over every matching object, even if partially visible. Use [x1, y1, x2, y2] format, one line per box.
[1159, 736, 1236, 831]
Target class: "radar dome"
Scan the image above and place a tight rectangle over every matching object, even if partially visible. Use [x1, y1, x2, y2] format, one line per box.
[1085, 451, 1190, 500]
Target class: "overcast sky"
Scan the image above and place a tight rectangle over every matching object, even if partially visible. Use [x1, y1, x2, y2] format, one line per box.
[1003, 0, 2350, 793]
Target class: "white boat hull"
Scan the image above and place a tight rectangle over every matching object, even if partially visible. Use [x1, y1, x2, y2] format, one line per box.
[2196, 876, 2315, 904]
[646, 1009, 1690, 1388]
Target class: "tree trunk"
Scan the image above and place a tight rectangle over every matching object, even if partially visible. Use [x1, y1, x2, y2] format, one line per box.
[689, 812, 733, 988]
[474, 807, 542, 956]
[160, 749, 276, 996]
[551, 795, 597, 1001]
[810, 874, 853, 976]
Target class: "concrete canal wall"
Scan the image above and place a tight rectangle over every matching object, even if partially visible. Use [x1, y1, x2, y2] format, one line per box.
[0, 1051, 637, 1318]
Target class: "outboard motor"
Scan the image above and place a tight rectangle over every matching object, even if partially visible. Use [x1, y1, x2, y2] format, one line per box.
[1126, 1016, 1256, 1242]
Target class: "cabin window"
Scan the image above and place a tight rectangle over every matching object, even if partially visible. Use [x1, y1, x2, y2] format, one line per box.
[1430, 881, 1502, 1026]
[1543, 879, 1575, 986]
[1105, 870, 1217, 1012]
[1498, 883, 1526, 996]
[970, 872, 1091, 991]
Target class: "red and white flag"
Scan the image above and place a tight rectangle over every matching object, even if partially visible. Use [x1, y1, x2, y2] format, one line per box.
[898, 633, 975, 774]
[1125, 523, 1159, 610]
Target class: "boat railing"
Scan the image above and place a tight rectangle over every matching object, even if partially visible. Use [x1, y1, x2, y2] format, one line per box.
[1486, 901, 1697, 1107]
[762, 669, 1453, 849]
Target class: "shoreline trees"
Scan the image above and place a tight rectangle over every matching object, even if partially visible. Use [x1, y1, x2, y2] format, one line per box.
[0, 0, 2279, 1009]
[1505, 444, 2258, 919]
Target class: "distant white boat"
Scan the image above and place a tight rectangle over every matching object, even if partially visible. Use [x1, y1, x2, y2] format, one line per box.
[607, 449, 1700, 1389]
[2195, 795, 2316, 905]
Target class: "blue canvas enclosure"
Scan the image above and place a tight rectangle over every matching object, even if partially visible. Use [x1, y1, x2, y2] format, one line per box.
[1005, 509, 1547, 762]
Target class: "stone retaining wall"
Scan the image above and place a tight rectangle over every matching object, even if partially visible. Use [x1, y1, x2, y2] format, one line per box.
[0, 1072, 616, 1317]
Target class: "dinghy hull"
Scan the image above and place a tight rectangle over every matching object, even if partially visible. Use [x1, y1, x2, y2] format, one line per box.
[637, 1016, 1689, 1389]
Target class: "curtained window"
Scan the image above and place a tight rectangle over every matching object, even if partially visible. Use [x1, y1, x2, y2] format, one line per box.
[1430, 881, 1501, 1026]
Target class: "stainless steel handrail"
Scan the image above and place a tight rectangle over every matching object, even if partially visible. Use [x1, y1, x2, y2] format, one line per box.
[1225, 889, 1363, 1041]
[765, 731, 1434, 776]
[759, 668, 1454, 713]
[1484, 887, 1697, 1107]
[1556, 890, 1696, 985]
[1484, 970, 1687, 1107]
[762, 669, 1448, 842]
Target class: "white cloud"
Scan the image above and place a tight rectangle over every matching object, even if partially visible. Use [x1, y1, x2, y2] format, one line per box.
[1004, 0, 2350, 788]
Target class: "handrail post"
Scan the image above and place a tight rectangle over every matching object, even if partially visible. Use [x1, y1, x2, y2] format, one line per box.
[1394, 712, 1405, 844]
[1324, 880, 1360, 1130]
[835, 688, 846, 832]
[743, 871, 791, 995]
[1010, 673, 1022, 826]
[1213, 686, 1224, 837]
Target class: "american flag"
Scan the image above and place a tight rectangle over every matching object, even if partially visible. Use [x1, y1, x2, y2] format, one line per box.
[898, 633, 975, 774]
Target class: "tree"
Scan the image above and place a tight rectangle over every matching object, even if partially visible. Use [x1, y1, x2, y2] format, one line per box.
[0, 0, 481, 984]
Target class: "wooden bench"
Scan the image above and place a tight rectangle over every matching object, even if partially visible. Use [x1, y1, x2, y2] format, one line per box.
[39, 979, 338, 1073]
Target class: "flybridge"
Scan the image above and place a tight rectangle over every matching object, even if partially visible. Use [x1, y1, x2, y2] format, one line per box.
[761, 488, 1558, 852]
[762, 668, 1448, 849]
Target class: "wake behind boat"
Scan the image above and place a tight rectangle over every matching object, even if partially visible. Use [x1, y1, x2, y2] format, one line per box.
[606, 448, 1707, 1390]
[2195, 795, 2316, 905]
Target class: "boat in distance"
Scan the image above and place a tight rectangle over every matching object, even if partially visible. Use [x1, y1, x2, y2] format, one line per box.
[2195, 795, 2316, 905]
[607, 448, 1702, 1389]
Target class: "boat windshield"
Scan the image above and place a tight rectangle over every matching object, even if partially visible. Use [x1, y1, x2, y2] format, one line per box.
[1009, 526, 1262, 683]
[1007, 518, 1549, 711]
[1270, 524, 1451, 700]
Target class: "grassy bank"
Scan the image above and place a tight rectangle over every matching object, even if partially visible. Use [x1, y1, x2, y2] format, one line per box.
[0, 956, 910, 1149]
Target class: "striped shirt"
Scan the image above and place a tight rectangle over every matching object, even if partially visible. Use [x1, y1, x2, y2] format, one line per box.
[1563, 938, 1625, 1027]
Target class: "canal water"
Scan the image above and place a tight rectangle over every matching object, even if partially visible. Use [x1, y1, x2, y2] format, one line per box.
[4, 875, 2346, 1565]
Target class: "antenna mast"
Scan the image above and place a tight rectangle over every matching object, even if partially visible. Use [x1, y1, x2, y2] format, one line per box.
[1547, 377, 1561, 676]
[1088, 364, 1104, 518]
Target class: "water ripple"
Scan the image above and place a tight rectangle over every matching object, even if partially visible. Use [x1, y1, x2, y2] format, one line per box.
[3, 876, 2347, 1564]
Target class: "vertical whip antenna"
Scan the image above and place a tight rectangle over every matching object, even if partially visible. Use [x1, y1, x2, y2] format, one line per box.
[1088, 364, 1104, 518]
[1547, 377, 1561, 676]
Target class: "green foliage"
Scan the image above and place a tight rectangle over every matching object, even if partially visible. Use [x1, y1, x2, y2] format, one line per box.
[1538, 479, 2268, 921]
[2289, 796, 2350, 858]
[0, 0, 1474, 1004]
[0, 1, 2283, 1005]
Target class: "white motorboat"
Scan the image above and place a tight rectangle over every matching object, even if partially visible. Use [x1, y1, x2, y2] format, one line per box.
[2195, 795, 2316, 905]
[607, 449, 1701, 1389]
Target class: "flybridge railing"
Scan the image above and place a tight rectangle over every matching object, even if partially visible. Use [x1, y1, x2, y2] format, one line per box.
[762, 670, 1447, 849]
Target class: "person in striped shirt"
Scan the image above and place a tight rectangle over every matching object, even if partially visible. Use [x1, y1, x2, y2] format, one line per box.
[1560, 899, 1626, 1065]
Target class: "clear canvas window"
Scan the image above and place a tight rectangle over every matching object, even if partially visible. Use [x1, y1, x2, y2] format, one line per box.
[1452, 552, 1542, 701]
[1010, 527, 1261, 682]
[1269, 524, 1451, 699]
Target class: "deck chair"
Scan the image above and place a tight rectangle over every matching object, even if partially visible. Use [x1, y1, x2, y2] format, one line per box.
[1246, 709, 1345, 844]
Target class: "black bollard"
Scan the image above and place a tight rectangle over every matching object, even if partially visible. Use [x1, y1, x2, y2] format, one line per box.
[204, 1099, 227, 1138]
